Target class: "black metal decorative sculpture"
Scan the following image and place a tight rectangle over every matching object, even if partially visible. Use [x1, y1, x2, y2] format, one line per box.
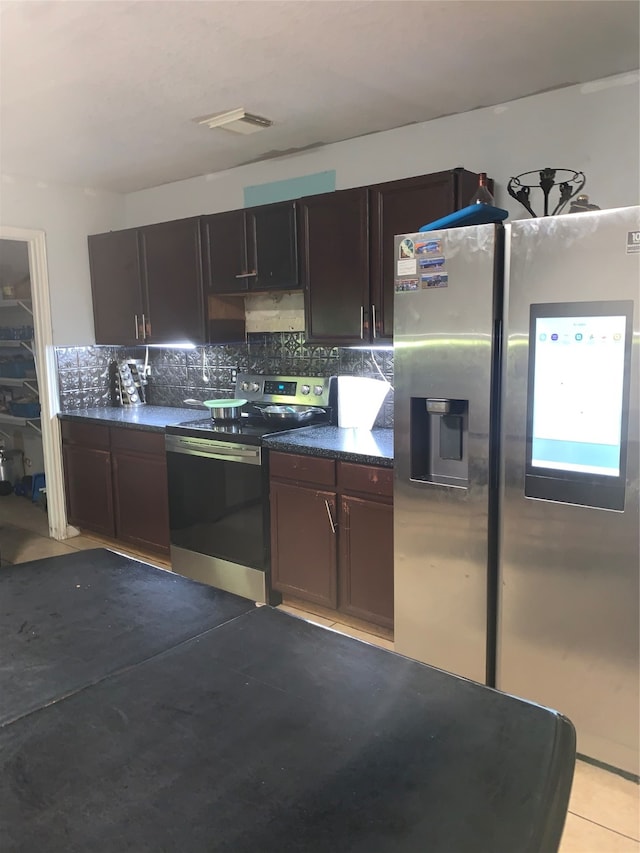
[507, 168, 586, 217]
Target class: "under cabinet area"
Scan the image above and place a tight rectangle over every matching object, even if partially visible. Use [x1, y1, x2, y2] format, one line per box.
[269, 450, 394, 629]
[61, 421, 170, 554]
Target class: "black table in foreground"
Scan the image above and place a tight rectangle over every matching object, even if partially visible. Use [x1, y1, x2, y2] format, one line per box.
[0, 548, 253, 725]
[0, 551, 575, 853]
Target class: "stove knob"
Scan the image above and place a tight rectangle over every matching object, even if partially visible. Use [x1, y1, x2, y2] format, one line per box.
[301, 384, 310, 395]
[313, 385, 324, 396]
[250, 382, 260, 393]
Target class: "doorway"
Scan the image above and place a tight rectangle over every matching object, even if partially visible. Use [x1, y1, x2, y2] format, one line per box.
[0, 226, 68, 540]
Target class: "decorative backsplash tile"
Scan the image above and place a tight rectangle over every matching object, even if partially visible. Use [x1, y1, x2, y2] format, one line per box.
[56, 335, 395, 428]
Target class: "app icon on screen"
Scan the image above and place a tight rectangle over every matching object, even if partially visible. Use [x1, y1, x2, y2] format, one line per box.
[551, 333, 559, 341]
[539, 333, 547, 341]
[575, 333, 583, 341]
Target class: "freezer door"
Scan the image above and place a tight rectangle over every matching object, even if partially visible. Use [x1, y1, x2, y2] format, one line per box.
[498, 207, 640, 775]
[393, 223, 502, 683]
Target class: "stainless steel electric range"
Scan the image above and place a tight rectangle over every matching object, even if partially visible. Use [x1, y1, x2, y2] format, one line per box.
[165, 373, 336, 603]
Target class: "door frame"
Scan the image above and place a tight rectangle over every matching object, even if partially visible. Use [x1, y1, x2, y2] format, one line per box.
[0, 225, 70, 539]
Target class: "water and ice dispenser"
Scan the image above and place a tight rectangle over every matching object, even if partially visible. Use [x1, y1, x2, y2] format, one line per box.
[410, 397, 469, 487]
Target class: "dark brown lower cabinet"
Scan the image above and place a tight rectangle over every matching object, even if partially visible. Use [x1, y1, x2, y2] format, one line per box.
[110, 428, 170, 554]
[270, 481, 337, 608]
[62, 421, 115, 537]
[62, 443, 115, 537]
[339, 495, 394, 629]
[269, 451, 393, 628]
[62, 421, 169, 554]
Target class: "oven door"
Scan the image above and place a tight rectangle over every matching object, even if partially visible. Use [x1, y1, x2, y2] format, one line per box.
[165, 434, 270, 602]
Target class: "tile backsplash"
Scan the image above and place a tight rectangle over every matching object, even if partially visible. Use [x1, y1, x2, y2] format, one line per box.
[56, 332, 394, 428]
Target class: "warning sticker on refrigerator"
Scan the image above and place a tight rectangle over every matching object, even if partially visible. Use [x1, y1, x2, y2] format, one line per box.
[395, 278, 419, 293]
[627, 231, 640, 253]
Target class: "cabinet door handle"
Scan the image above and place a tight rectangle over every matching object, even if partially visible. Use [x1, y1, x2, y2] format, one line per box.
[235, 271, 257, 279]
[360, 305, 364, 340]
[371, 303, 377, 339]
[324, 499, 336, 534]
[134, 314, 139, 340]
[142, 313, 151, 338]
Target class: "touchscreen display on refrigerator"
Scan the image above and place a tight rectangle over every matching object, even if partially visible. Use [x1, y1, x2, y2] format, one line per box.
[530, 313, 628, 477]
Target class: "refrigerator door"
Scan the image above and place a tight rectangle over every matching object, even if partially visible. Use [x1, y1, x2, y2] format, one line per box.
[393, 223, 502, 683]
[498, 207, 640, 775]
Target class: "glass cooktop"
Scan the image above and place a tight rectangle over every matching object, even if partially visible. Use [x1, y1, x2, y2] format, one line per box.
[165, 415, 324, 445]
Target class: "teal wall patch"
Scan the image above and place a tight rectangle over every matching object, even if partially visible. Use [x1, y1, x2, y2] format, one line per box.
[243, 171, 336, 207]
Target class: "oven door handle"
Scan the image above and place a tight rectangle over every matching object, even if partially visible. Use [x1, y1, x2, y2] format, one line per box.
[165, 435, 261, 464]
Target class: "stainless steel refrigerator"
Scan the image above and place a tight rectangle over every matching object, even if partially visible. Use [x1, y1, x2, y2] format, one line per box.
[393, 207, 639, 775]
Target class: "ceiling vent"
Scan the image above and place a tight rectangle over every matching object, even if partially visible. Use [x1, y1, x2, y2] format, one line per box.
[194, 109, 273, 135]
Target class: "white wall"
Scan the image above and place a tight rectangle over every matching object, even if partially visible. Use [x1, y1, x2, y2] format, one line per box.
[124, 72, 640, 226]
[1, 72, 637, 348]
[0, 177, 124, 345]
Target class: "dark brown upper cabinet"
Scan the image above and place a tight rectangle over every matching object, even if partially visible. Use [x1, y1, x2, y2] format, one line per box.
[88, 169, 485, 347]
[369, 168, 481, 340]
[202, 201, 299, 295]
[250, 202, 299, 291]
[139, 217, 205, 344]
[301, 188, 370, 345]
[89, 228, 145, 346]
[89, 217, 205, 345]
[201, 209, 249, 295]
[301, 169, 483, 345]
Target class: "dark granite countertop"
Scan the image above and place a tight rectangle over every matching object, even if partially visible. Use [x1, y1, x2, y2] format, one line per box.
[57, 409, 395, 465]
[263, 425, 394, 467]
[58, 405, 199, 432]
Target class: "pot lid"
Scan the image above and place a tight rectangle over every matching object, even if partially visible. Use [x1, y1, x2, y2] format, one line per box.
[202, 398, 248, 408]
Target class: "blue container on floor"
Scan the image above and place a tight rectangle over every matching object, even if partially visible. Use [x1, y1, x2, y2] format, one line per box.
[31, 472, 45, 502]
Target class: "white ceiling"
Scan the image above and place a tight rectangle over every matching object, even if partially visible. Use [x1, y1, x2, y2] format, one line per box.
[1, 0, 638, 194]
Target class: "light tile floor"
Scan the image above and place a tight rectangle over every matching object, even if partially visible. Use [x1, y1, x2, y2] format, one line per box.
[2, 494, 638, 851]
[0, 493, 170, 570]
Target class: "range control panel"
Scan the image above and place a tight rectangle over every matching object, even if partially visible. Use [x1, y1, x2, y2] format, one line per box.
[236, 374, 334, 407]
[263, 380, 297, 397]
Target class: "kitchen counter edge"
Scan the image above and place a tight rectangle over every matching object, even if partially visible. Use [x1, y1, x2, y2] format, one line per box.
[57, 406, 199, 433]
[262, 425, 394, 467]
[57, 410, 395, 465]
